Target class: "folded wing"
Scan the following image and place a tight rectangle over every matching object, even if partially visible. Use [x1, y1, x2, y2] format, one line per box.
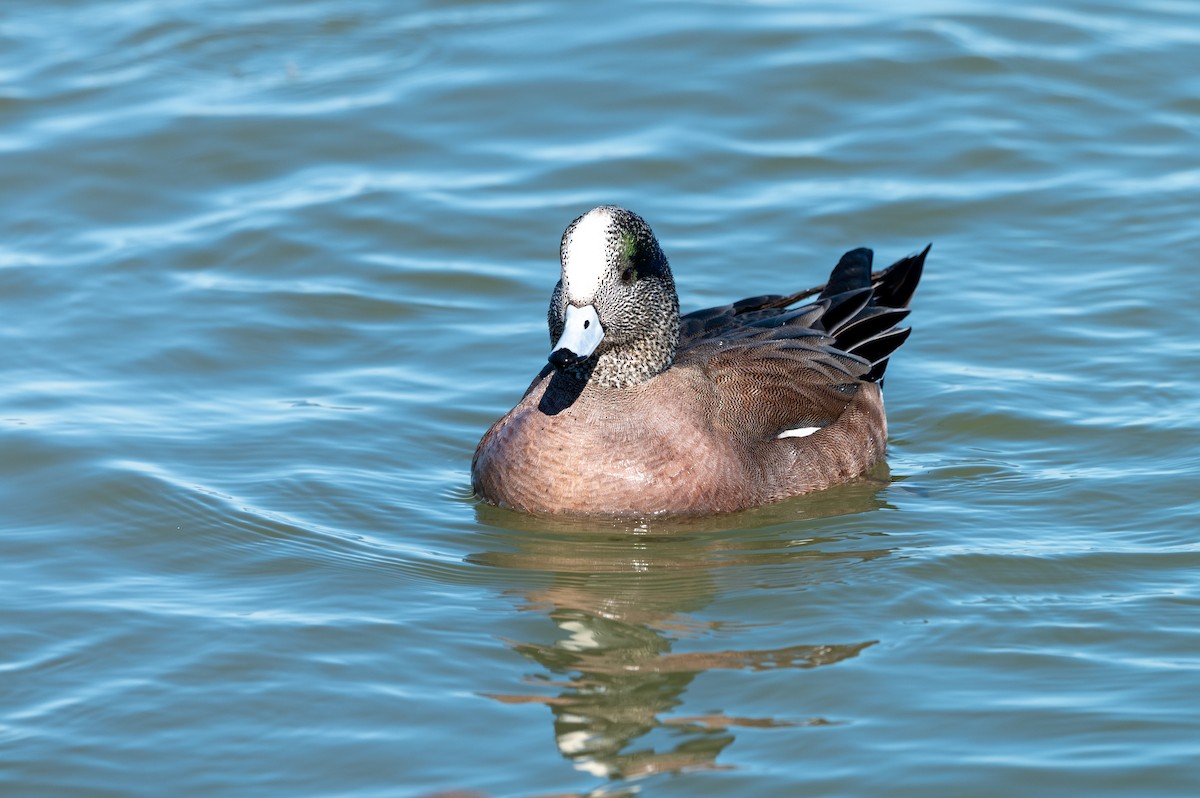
[677, 245, 929, 442]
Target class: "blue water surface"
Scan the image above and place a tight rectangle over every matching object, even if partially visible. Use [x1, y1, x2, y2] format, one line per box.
[2, 1, 1198, 796]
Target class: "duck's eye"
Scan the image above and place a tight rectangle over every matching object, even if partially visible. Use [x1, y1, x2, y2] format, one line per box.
[620, 267, 636, 284]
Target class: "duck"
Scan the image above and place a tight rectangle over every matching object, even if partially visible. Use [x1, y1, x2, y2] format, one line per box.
[472, 206, 927, 517]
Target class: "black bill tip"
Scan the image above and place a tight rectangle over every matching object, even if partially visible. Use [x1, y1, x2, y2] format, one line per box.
[548, 348, 582, 370]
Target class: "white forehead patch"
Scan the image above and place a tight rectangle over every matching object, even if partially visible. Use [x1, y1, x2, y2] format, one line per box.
[561, 208, 615, 303]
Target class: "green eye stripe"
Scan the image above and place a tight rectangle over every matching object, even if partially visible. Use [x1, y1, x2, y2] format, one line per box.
[620, 231, 637, 261]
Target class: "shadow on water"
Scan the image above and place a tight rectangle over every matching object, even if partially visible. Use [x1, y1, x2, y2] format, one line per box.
[466, 472, 896, 782]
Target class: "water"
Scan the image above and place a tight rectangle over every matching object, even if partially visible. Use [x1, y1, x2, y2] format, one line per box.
[2, 1, 1198, 795]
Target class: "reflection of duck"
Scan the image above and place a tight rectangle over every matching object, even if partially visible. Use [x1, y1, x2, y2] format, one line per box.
[473, 206, 926, 517]
[472, 493, 892, 781]
[494, 609, 873, 780]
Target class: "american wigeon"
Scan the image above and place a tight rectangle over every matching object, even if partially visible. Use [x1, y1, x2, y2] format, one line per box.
[473, 206, 927, 517]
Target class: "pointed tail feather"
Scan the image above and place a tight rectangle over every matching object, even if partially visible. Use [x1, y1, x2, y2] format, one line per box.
[871, 244, 929, 310]
[821, 244, 929, 382]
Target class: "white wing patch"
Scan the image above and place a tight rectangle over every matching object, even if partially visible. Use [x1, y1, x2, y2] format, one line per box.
[776, 426, 822, 439]
[561, 208, 614, 303]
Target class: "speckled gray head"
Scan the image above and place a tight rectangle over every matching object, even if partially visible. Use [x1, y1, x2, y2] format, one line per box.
[547, 206, 680, 389]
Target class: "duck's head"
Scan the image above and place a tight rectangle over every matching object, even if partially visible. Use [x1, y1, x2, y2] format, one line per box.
[547, 206, 680, 389]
